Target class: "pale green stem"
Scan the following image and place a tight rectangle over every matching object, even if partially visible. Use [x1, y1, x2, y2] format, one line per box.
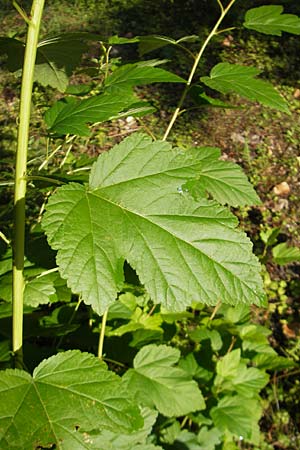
[0, 231, 11, 245]
[12, 0, 45, 366]
[162, 0, 236, 141]
[12, 0, 31, 25]
[98, 309, 108, 359]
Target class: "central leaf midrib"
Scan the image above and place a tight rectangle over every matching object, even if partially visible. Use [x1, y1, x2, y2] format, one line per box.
[90, 191, 258, 295]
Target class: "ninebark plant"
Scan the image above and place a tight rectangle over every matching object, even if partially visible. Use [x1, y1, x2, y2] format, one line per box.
[0, 1, 299, 448]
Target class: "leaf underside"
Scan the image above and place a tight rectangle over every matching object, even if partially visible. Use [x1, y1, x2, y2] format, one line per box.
[42, 133, 264, 315]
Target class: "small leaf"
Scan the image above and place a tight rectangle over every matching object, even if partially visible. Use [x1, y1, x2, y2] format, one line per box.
[45, 92, 136, 136]
[0, 351, 142, 449]
[201, 63, 289, 113]
[260, 227, 281, 246]
[109, 35, 140, 45]
[216, 349, 241, 377]
[244, 6, 300, 36]
[42, 133, 265, 315]
[197, 426, 222, 450]
[24, 273, 57, 306]
[183, 146, 260, 207]
[272, 242, 300, 265]
[105, 63, 186, 93]
[123, 344, 205, 417]
[138, 35, 177, 55]
[252, 352, 295, 370]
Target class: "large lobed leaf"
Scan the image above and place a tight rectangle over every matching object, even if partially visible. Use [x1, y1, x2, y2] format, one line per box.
[0, 351, 142, 449]
[42, 133, 265, 315]
[123, 344, 205, 417]
[201, 63, 289, 113]
[244, 5, 300, 36]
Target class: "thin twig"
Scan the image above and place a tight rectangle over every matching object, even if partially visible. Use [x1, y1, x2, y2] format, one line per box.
[98, 309, 108, 359]
[162, 0, 236, 141]
[209, 300, 222, 321]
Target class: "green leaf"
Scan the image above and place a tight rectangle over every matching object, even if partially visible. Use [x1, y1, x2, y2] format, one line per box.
[104, 63, 186, 93]
[45, 92, 136, 136]
[0, 351, 142, 449]
[138, 35, 177, 55]
[216, 349, 241, 378]
[188, 327, 222, 352]
[0, 341, 10, 363]
[82, 408, 161, 450]
[138, 34, 199, 56]
[244, 6, 300, 36]
[42, 133, 265, 314]
[107, 307, 162, 337]
[252, 352, 295, 370]
[272, 242, 300, 265]
[0, 37, 24, 71]
[210, 396, 262, 441]
[123, 344, 205, 417]
[0, 33, 99, 92]
[197, 426, 222, 450]
[24, 273, 57, 306]
[109, 35, 140, 45]
[183, 147, 260, 207]
[200, 63, 289, 113]
[260, 227, 281, 246]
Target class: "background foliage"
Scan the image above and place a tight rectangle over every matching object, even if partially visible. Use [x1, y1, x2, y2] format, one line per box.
[0, 1, 299, 449]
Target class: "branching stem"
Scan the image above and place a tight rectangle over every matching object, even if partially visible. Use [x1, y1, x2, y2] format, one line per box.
[12, 0, 45, 367]
[163, 0, 236, 141]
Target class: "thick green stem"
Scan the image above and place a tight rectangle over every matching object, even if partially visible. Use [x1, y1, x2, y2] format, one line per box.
[98, 309, 108, 359]
[163, 0, 236, 141]
[12, 0, 45, 366]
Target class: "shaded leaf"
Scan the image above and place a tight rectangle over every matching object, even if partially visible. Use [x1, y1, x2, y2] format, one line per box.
[138, 34, 199, 56]
[123, 344, 205, 417]
[0, 351, 142, 449]
[201, 63, 289, 113]
[0, 33, 99, 91]
[42, 133, 265, 315]
[244, 6, 300, 36]
[24, 273, 57, 306]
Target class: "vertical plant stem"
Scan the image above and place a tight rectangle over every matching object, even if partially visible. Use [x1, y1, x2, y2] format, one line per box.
[13, 0, 45, 366]
[98, 309, 108, 359]
[162, 0, 236, 141]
